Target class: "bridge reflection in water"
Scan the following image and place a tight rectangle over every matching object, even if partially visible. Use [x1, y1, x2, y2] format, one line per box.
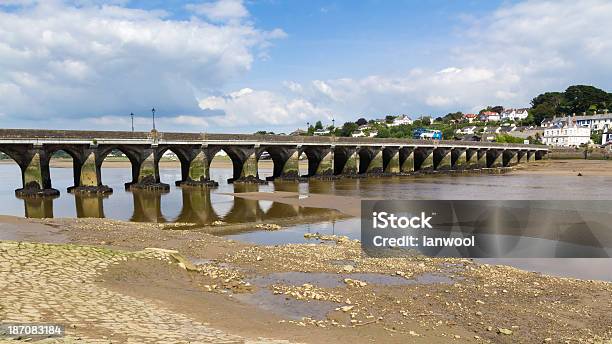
[20, 184, 343, 226]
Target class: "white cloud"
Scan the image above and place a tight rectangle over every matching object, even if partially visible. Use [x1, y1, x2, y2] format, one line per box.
[0, 0, 284, 122]
[186, 0, 248, 22]
[198, 88, 329, 127]
[266, 0, 612, 122]
[169, 115, 210, 127]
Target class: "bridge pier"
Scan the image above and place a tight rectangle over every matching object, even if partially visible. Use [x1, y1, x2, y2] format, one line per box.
[224, 146, 266, 184]
[434, 147, 452, 171]
[303, 146, 335, 178]
[487, 149, 504, 168]
[466, 148, 479, 169]
[358, 147, 384, 174]
[176, 148, 219, 188]
[452, 148, 468, 170]
[13, 145, 59, 198]
[68, 149, 113, 195]
[265, 146, 302, 181]
[414, 147, 434, 171]
[399, 147, 415, 173]
[383, 147, 401, 174]
[477, 149, 488, 168]
[125, 147, 170, 191]
[527, 150, 536, 162]
[517, 150, 528, 164]
[334, 146, 359, 176]
[503, 149, 519, 167]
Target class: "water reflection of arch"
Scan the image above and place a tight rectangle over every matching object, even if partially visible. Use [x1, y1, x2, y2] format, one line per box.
[273, 181, 300, 193]
[264, 202, 301, 219]
[223, 183, 264, 223]
[23, 196, 57, 218]
[307, 178, 335, 194]
[74, 194, 107, 218]
[130, 190, 167, 223]
[174, 187, 220, 224]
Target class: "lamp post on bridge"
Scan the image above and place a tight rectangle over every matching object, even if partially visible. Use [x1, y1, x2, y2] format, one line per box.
[151, 107, 156, 131]
[130, 113, 134, 132]
[332, 118, 335, 137]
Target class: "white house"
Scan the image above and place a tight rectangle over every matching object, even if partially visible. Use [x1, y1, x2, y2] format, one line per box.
[351, 125, 377, 138]
[574, 112, 612, 130]
[313, 129, 330, 136]
[389, 115, 413, 126]
[542, 123, 591, 147]
[455, 126, 478, 135]
[501, 108, 530, 121]
[541, 116, 569, 128]
[480, 111, 501, 122]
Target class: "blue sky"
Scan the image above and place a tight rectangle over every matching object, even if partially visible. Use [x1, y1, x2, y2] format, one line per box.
[0, 0, 610, 133]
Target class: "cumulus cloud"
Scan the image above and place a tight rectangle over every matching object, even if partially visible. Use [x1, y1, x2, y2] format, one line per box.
[2, 0, 611, 132]
[274, 0, 612, 121]
[0, 0, 284, 122]
[186, 0, 248, 22]
[198, 88, 329, 128]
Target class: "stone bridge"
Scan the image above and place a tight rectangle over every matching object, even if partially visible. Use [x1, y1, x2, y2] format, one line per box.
[0, 129, 548, 197]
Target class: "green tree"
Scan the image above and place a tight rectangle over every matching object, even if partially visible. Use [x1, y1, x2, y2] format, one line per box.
[356, 118, 368, 126]
[591, 130, 603, 145]
[338, 122, 358, 137]
[376, 127, 391, 138]
[314, 121, 323, 130]
[564, 85, 610, 114]
[490, 105, 504, 114]
[385, 115, 395, 123]
[495, 134, 524, 144]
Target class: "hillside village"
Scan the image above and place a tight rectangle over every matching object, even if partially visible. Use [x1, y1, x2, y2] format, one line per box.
[285, 85, 612, 149]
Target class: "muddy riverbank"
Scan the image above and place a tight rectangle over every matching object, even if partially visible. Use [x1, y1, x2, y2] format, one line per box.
[1, 215, 611, 343]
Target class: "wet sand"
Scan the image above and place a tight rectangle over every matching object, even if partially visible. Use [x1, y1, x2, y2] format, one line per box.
[510, 159, 612, 176]
[0, 215, 611, 343]
[228, 191, 365, 217]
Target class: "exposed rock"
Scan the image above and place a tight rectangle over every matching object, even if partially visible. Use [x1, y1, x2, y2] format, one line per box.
[498, 328, 513, 335]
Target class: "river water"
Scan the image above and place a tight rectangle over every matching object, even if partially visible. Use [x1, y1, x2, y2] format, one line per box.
[0, 163, 611, 281]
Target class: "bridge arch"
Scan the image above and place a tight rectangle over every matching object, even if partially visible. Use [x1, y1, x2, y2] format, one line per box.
[44, 145, 84, 189]
[156, 146, 192, 186]
[96, 145, 145, 186]
[0, 147, 24, 194]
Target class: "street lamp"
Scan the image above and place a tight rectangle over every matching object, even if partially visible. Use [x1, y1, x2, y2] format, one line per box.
[130, 113, 134, 132]
[332, 118, 335, 137]
[151, 108, 156, 131]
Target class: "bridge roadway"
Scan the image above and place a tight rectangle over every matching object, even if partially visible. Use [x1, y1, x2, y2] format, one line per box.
[0, 129, 548, 197]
